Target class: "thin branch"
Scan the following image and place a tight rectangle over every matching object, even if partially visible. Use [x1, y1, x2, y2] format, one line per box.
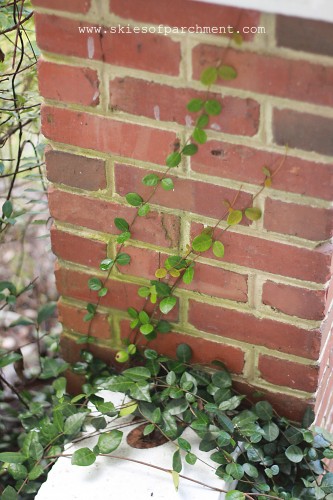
[0, 10, 33, 36]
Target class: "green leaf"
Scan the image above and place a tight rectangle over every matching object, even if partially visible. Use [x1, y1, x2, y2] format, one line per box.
[28, 464, 44, 480]
[166, 152, 182, 168]
[182, 144, 198, 156]
[159, 296, 177, 314]
[39, 358, 69, 379]
[0, 452, 26, 464]
[53, 376, 67, 398]
[7, 463, 27, 480]
[200, 66, 218, 86]
[226, 463, 244, 480]
[1, 486, 18, 500]
[116, 253, 131, 266]
[245, 207, 262, 221]
[185, 452, 197, 465]
[142, 173, 160, 186]
[285, 445, 303, 463]
[156, 320, 172, 333]
[173, 449, 182, 473]
[321, 473, 333, 494]
[100, 258, 114, 271]
[140, 323, 154, 335]
[182, 266, 194, 284]
[98, 287, 108, 297]
[302, 406, 315, 428]
[114, 218, 129, 231]
[37, 301, 56, 324]
[129, 381, 152, 402]
[176, 344, 192, 362]
[97, 430, 123, 454]
[205, 99, 222, 116]
[0, 352, 22, 368]
[242, 463, 258, 478]
[212, 241, 225, 258]
[125, 192, 143, 206]
[255, 401, 273, 421]
[64, 412, 87, 436]
[2, 200, 13, 218]
[71, 448, 96, 466]
[178, 438, 191, 452]
[192, 127, 207, 144]
[138, 203, 150, 216]
[324, 448, 333, 459]
[262, 166, 271, 178]
[161, 178, 174, 191]
[123, 366, 151, 381]
[9, 316, 35, 327]
[127, 307, 138, 319]
[187, 98, 204, 112]
[172, 470, 179, 491]
[192, 232, 212, 252]
[218, 65, 237, 80]
[88, 277, 102, 291]
[227, 209, 243, 225]
[212, 370, 232, 388]
[196, 114, 209, 129]
[226, 492, 245, 500]
[117, 231, 131, 243]
[262, 422, 279, 442]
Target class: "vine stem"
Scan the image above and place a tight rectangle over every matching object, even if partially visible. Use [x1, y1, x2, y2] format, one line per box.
[0, 372, 29, 409]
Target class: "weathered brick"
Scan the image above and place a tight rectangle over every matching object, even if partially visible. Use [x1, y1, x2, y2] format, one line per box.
[110, 0, 260, 41]
[42, 106, 177, 166]
[264, 199, 333, 242]
[38, 60, 99, 106]
[55, 266, 179, 322]
[119, 320, 245, 374]
[109, 77, 260, 136]
[276, 15, 333, 57]
[114, 163, 253, 222]
[233, 381, 313, 422]
[51, 228, 107, 268]
[46, 149, 106, 191]
[193, 45, 333, 107]
[191, 222, 333, 283]
[58, 301, 111, 340]
[262, 281, 326, 321]
[48, 188, 180, 249]
[273, 109, 333, 157]
[35, 13, 180, 75]
[188, 299, 321, 359]
[32, 0, 91, 13]
[191, 140, 333, 201]
[258, 355, 319, 392]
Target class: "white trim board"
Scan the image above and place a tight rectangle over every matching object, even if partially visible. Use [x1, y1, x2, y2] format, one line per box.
[192, 0, 333, 23]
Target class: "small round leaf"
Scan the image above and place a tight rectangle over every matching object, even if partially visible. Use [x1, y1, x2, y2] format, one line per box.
[187, 98, 204, 112]
[205, 99, 222, 116]
[227, 209, 243, 226]
[200, 66, 218, 86]
[125, 192, 143, 206]
[218, 65, 237, 80]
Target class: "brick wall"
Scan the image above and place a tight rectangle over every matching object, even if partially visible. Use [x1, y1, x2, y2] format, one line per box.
[33, 0, 333, 424]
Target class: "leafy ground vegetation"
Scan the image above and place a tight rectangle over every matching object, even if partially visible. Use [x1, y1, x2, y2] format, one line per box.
[1, 2, 333, 499]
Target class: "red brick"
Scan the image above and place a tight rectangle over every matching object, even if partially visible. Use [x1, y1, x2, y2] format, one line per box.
[192, 140, 333, 201]
[35, 13, 180, 76]
[264, 199, 333, 242]
[276, 15, 333, 58]
[32, 0, 90, 13]
[273, 109, 333, 157]
[258, 355, 319, 393]
[109, 77, 260, 136]
[233, 381, 313, 422]
[38, 60, 99, 106]
[51, 228, 107, 268]
[42, 106, 176, 166]
[60, 335, 116, 368]
[115, 163, 253, 222]
[110, 0, 260, 41]
[119, 320, 245, 374]
[116, 246, 160, 281]
[188, 299, 321, 359]
[192, 45, 333, 107]
[191, 222, 333, 283]
[55, 266, 179, 322]
[46, 149, 106, 191]
[262, 281, 326, 321]
[58, 301, 111, 340]
[48, 188, 180, 249]
[180, 262, 248, 303]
